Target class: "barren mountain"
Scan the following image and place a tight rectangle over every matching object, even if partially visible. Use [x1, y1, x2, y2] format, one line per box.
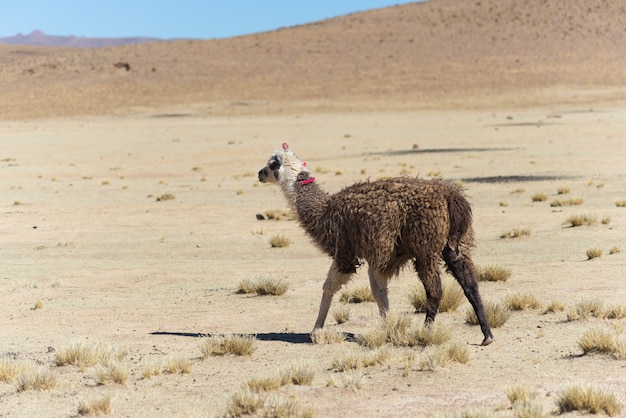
[1, 0, 626, 119]
[0, 30, 163, 48]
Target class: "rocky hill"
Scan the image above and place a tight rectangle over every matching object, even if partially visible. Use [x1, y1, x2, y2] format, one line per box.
[2, 0, 626, 118]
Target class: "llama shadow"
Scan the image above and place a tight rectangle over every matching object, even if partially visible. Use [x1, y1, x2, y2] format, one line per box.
[151, 331, 355, 344]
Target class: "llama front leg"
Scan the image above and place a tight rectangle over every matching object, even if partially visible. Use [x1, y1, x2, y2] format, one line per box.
[442, 246, 494, 346]
[313, 261, 353, 330]
[368, 266, 389, 316]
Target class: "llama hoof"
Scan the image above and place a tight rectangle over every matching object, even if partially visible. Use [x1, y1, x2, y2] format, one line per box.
[480, 336, 494, 346]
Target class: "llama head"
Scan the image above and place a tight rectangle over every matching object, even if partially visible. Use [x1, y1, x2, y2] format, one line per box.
[258, 143, 309, 189]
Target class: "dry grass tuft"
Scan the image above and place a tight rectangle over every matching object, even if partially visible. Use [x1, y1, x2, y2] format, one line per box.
[615, 198, 626, 207]
[531, 192, 547, 202]
[263, 395, 315, 418]
[408, 278, 465, 313]
[356, 313, 451, 348]
[506, 384, 538, 405]
[419, 342, 470, 371]
[543, 300, 566, 314]
[96, 361, 129, 385]
[557, 384, 623, 416]
[339, 285, 375, 304]
[310, 328, 346, 344]
[465, 301, 511, 328]
[578, 325, 626, 359]
[605, 304, 626, 319]
[567, 301, 626, 321]
[263, 208, 295, 221]
[237, 277, 288, 296]
[201, 334, 257, 358]
[163, 356, 192, 374]
[245, 375, 282, 393]
[476, 264, 512, 282]
[550, 197, 583, 207]
[0, 359, 32, 383]
[504, 291, 542, 311]
[224, 387, 265, 417]
[279, 364, 315, 386]
[55, 340, 126, 371]
[78, 395, 112, 416]
[499, 227, 531, 239]
[565, 213, 597, 227]
[331, 346, 390, 371]
[332, 305, 351, 324]
[141, 361, 163, 379]
[586, 246, 603, 260]
[155, 193, 175, 201]
[268, 234, 292, 248]
[609, 245, 621, 255]
[557, 185, 571, 195]
[14, 367, 57, 392]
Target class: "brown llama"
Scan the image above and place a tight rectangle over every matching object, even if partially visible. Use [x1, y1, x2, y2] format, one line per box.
[258, 143, 493, 345]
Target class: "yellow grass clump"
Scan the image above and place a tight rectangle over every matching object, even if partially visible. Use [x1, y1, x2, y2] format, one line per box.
[531, 192, 547, 202]
[263, 208, 295, 221]
[55, 340, 126, 371]
[311, 328, 346, 345]
[586, 246, 603, 260]
[96, 361, 129, 385]
[565, 299, 626, 321]
[78, 395, 112, 416]
[269, 234, 292, 248]
[356, 312, 452, 348]
[0, 359, 32, 383]
[550, 197, 583, 207]
[332, 305, 351, 324]
[476, 264, 512, 282]
[408, 278, 464, 313]
[499, 228, 531, 239]
[237, 277, 288, 296]
[614, 198, 626, 207]
[578, 326, 626, 359]
[557, 384, 623, 416]
[543, 300, 566, 314]
[465, 301, 511, 328]
[556, 185, 571, 195]
[565, 213, 597, 227]
[419, 342, 470, 371]
[504, 291, 542, 311]
[331, 346, 390, 371]
[14, 367, 57, 392]
[163, 357, 192, 374]
[339, 284, 375, 304]
[200, 334, 257, 358]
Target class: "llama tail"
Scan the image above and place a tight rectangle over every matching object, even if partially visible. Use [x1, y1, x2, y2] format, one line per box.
[446, 186, 473, 252]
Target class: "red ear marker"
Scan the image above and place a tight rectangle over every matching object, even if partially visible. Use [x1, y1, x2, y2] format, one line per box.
[282, 143, 289, 150]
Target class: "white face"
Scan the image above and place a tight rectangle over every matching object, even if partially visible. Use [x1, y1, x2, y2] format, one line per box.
[258, 147, 308, 187]
[258, 152, 283, 184]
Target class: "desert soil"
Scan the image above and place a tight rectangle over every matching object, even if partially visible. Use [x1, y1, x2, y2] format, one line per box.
[1, 105, 625, 417]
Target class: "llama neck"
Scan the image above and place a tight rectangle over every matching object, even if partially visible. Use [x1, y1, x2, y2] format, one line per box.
[288, 174, 330, 233]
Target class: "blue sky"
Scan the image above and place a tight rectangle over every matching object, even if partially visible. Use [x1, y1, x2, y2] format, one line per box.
[1, 1, 420, 40]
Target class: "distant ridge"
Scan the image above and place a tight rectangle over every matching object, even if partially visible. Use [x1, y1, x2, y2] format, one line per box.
[0, 30, 164, 48]
[2, 0, 626, 119]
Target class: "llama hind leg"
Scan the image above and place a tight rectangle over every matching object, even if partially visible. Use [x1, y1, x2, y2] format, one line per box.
[367, 265, 390, 316]
[313, 260, 353, 330]
[442, 246, 494, 346]
[414, 258, 443, 325]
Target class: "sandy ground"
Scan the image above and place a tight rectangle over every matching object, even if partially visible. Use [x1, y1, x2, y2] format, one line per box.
[1, 104, 625, 417]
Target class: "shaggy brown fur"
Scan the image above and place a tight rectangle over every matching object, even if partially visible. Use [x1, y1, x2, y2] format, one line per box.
[259, 144, 493, 345]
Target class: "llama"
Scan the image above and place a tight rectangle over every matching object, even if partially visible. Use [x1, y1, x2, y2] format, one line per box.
[258, 143, 494, 346]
